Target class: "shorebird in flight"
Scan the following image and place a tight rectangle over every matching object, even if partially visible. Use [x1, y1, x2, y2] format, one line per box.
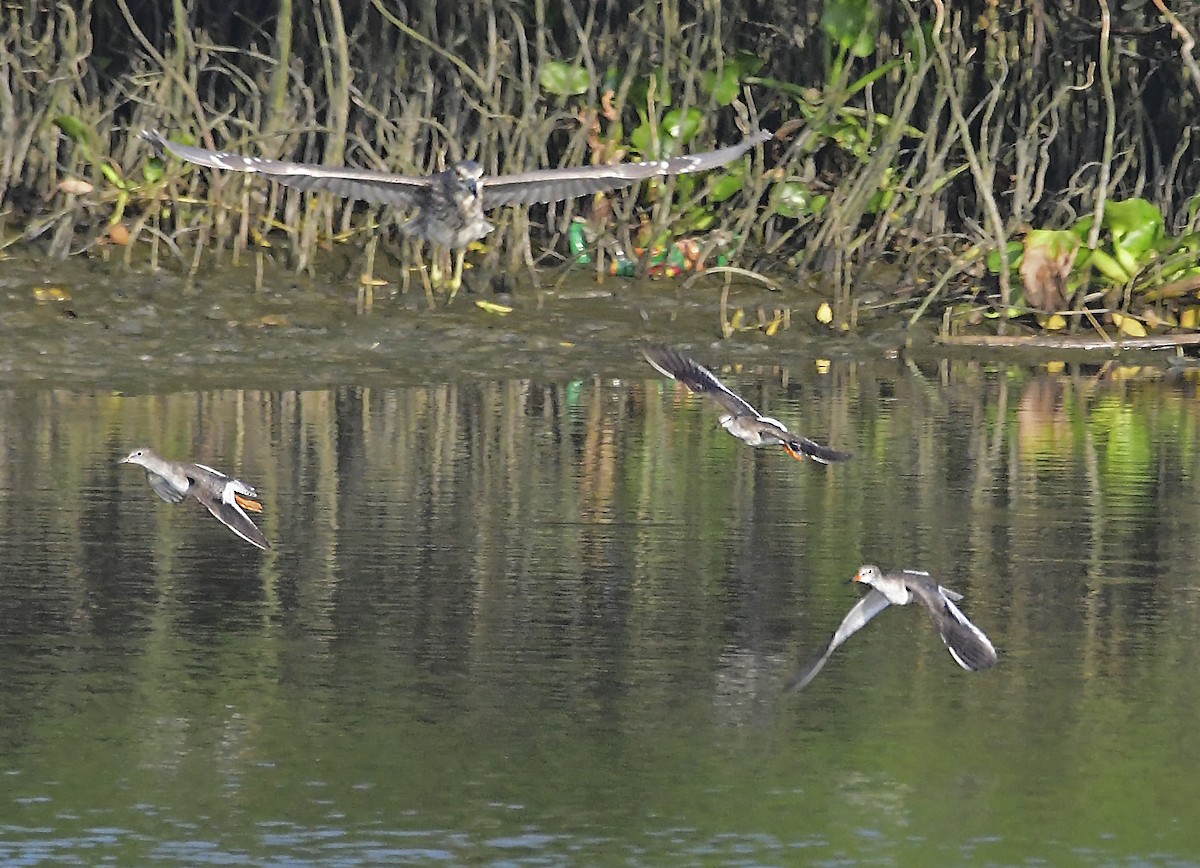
[141, 128, 771, 291]
[641, 345, 851, 463]
[787, 565, 998, 691]
[120, 447, 269, 550]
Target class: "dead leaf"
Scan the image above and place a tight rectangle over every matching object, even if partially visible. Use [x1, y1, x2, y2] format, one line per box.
[57, 178, 94, 196]
[1020, 230, 1080, 312]
[33, 286, 70, 302]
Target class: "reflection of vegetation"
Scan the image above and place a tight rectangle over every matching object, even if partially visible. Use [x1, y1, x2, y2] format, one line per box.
[4, 363, 1200, 858]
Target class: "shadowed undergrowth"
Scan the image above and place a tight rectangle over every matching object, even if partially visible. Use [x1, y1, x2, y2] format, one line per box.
[5, 1, 1200, 335]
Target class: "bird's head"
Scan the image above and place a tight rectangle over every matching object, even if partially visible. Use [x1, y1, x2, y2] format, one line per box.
[853, 565, 882, 587]
[453, 160, 484, 199]
[120, 448, 151, 466]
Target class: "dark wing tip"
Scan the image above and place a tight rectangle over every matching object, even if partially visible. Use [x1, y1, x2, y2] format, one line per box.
[640, 344, 690, 378]
[783, 651, 832, 693]
[787, 438, 852, 463]
[140, 129, 168, 153]
[946, 621, 999, 670]
[640, 345, 716, 389]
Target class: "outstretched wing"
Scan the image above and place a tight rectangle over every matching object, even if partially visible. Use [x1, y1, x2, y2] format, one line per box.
[194, 487, 271, 550]
[786, 589, 892, 692]
[485, 130, 772, 207]
[144, 470, 187, 504]
[642, 345, 760, 418]
[911, 583, 999, 671]
[141, 130, 434, 208]
[781, 436, 853, 464]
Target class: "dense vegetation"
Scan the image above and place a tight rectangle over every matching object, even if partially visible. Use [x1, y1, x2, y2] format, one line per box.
[4, 1, 1200, 331]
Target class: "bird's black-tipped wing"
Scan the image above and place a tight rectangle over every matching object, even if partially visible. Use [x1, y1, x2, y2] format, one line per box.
[141, 130, 434, 209]
[641, 345, 760, 418]
[909, 580, 998, 671]
[782, 436, 853, 464]
[194, 489, 270, 550]
[786, 589, 892, 691]
[484, 130, 772, 207]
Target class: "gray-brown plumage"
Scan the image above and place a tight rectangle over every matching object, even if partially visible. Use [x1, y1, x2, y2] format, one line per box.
[120, 447, 269, 550]
[139, 129, 771, 250]
[787, 565, 998, 691]
[642, 345, 850, 463]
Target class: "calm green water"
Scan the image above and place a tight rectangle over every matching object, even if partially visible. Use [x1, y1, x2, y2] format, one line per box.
[1, 360, 1199, 865]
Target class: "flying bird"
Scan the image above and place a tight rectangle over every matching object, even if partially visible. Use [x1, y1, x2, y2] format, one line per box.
[641, 345, 850, 463]
[140, 128, 771, 290]
[120, 447, 270, 550]
[787, 565, 998, 691]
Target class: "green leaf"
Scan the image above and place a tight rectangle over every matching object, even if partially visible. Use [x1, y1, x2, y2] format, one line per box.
[628, 67, 671, 112]
[98, 161, 124, 188]
[630, 121, 653, 156]
[53, 115, 91, 144]
[538, 61, 591, 97]
[820, 0, 880, 56]
[661, 108, 703, 147]
[730, 50, 765, 77]
[673, 173, 696, 200]
[985, 240, 1024, 274]
[1025, 229, 1079, 260]
[142, 157, 164, 184]
[1089, 249, 1131, 284]
[1103, 198, 1163, 242]
[1106, 200, 1163, 262]
[846, 59, 902, 98]
[772, 181, 826, 219]
[687, 208, 715, 232]
[708, 171, 745, 203]
[703, 66, 741, 106]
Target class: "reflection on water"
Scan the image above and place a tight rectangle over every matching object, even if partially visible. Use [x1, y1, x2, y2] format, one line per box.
[2, 362, 1200, 862]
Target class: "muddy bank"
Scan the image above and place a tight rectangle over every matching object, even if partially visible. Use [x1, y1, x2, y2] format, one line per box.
[0, 251, 923, 390]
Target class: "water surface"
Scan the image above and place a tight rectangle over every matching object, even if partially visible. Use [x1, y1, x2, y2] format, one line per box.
[1, 359, 1199, 864]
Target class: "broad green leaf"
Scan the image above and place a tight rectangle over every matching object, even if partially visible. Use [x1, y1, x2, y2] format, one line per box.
[630, 121, 653, 156]
[1089, 248, 1131, 283]
[708, 171, 745, 203]
[142, 157, 164, 183]
[1025, 228, 1079, 259]
[539, 62, 590, 96]
[821, 0, 879, 56]
[662, 108, 702, 145]
[686, 207, 715, 232]
[628, 67, 671, 112]
[1103, 198, 1163, 239]
[703, 66, 741, 106]
[773, 181, 825, 218]
[986, 240, 1024, 273]
[673, 173, 696, 200]
[730, 51, 765, 77]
